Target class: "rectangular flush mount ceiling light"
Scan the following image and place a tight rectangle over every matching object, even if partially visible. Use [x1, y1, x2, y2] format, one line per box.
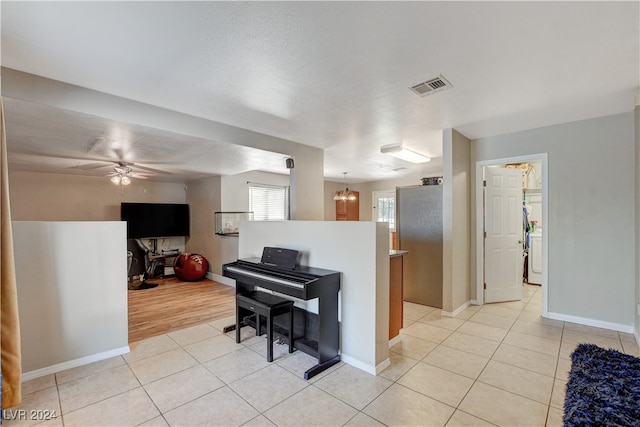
[380, 143, 431, 164]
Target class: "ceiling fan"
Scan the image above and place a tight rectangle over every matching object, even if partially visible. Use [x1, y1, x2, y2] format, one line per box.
[105, 161, 158, 186]
[76, 137, 169, 185]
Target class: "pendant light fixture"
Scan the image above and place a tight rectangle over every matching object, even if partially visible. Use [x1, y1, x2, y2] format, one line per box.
[333, 172, 357, 201]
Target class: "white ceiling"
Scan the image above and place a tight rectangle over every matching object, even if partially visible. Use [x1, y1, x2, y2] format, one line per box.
[1, 1, 638, 183]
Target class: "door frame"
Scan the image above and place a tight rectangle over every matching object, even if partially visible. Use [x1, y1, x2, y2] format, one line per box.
[475, 153, 549, 315]
[372, 190, 396, 229]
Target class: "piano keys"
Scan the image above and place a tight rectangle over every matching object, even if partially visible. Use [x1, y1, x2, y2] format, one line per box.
[223, 249, 341, 380]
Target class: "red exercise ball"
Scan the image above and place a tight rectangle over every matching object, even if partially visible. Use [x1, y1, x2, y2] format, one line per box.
[173, 253, 209, 281]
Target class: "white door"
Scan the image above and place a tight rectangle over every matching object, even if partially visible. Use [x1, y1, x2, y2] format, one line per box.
[484, 167, 523, 303]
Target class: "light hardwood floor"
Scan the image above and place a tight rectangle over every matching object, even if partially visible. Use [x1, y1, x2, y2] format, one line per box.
[127, 276, 236, 343]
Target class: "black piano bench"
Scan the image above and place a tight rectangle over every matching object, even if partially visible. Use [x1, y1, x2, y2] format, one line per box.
[236, 291, 294, 362]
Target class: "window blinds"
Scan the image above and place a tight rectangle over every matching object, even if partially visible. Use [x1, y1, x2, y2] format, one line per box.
[249, 184, 290, 221]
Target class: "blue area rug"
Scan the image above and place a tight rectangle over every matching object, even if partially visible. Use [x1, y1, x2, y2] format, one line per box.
[564, 343, 640, 426]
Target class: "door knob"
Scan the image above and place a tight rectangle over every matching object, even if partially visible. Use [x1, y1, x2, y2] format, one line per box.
[518, 240, 524, 244]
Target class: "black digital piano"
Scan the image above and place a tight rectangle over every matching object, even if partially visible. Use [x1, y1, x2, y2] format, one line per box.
[223, 247, 341, 379]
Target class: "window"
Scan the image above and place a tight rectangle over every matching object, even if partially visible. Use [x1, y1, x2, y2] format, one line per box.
[373, 191, 395, 230]
[249, 184, 290, 221]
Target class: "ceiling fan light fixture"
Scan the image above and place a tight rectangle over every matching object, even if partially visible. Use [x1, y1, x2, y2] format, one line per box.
[380, 143, 431, 164]
[110, 162, 133, 186]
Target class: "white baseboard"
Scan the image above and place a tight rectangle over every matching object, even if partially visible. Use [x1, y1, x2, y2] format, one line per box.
[442, 301, 471, 318]
[545, 312, 634, 334]
[389, 334, 402, 348]
[209, 272, 235, 287]
[22, 346, 130, 382]
[375, 358, 391, 375]
[339, 354, 376, 375]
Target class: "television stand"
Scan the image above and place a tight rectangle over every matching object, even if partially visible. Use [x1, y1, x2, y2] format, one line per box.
[149, 238, 158, 256]
[147, 238, 179, 257]
[160, 249, 180, 256]
[149, 251, 180, 277]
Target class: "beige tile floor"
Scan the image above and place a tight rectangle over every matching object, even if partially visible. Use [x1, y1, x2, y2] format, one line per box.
[9, 284, 640, 427]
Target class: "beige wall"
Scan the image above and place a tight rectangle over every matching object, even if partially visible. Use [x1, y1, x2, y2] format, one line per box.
[185, 176, 229, 275]
[9, 170, 187, 221]
[289, 146, 325, 220]
[323, 181, 340, 221]
[472, 112, 635, 328]
[442, 129, 471, 314]
[221, 170, 290, 212]
[186, 177, 222, 272]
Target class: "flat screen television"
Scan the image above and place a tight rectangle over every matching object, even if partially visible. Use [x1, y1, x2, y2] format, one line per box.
[121, 202, 190, 239]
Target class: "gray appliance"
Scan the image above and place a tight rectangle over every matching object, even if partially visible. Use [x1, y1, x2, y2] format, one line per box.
[397, 185, 443, 308]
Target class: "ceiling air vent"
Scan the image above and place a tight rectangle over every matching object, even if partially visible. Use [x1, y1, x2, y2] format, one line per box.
[410, 75, 453, 97]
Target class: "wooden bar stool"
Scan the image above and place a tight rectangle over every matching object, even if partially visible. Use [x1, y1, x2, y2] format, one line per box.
[236, 290, 294, 362]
